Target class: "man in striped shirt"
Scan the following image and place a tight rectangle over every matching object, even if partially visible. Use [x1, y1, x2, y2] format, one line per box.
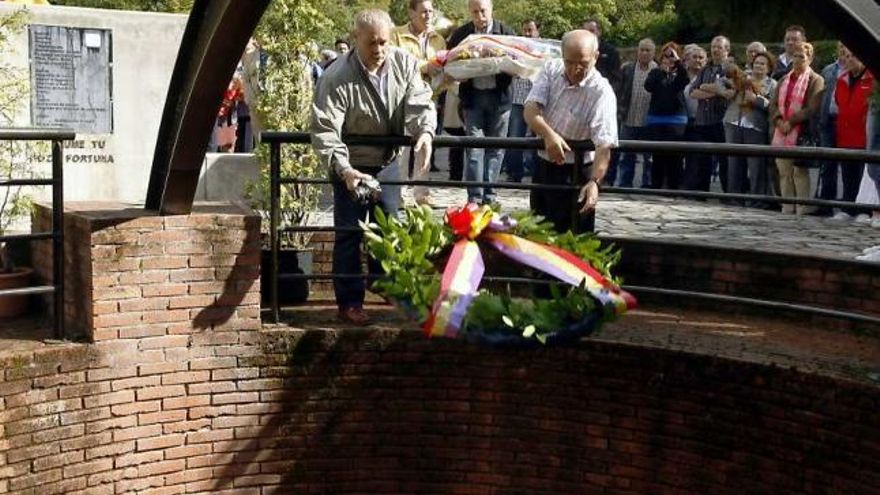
[524, 29, 618, 233]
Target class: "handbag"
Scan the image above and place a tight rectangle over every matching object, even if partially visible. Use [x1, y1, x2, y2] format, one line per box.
[794, 123, 820, 168]
[216, 124, 237, 150]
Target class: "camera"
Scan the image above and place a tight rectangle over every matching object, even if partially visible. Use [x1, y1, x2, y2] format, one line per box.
[350, 176, 382, 205]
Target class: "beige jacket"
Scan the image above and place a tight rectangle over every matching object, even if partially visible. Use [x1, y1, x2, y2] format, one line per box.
[310, 48, 436, 176]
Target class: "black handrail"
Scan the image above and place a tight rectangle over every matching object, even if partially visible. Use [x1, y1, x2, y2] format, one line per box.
[263, 132, 880, 328]
[0, 128, 70, 340]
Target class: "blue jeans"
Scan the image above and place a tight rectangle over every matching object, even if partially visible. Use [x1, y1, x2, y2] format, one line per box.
[607, 125, 651, 188]
[501, 104, 535, 181]
[463, 90, 511, 204]
[332, 161, 401, 309]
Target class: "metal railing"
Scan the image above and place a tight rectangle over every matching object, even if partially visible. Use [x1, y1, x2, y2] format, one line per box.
[261, 131, 880, 327]
[0, 128, 71, 339]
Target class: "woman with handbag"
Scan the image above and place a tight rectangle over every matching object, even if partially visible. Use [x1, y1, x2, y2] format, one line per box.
[722, 52, 777, 207]
[770, 42, 825, 215]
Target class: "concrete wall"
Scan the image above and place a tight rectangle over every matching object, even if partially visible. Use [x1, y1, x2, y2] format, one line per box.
[0, 3, 187, 204]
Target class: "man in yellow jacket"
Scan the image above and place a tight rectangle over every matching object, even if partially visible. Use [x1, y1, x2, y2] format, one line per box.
[390, 0, 445, 206]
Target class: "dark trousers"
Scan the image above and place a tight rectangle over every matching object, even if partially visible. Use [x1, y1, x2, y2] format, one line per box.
[815, 121, 838, 215]
[840, 161, 866, 216]
[647, 124, 685, 190]
[445, 127, 466, 181]
[530, 157, 595, 233]
[332, 171, 393, 310]
[682, 123, 726, 192]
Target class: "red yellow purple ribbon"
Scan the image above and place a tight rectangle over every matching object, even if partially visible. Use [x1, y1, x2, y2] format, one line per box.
[423, 204, 637, 338]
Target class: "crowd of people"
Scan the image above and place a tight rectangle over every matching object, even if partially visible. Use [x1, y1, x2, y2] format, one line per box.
[306, 1, 880, 323]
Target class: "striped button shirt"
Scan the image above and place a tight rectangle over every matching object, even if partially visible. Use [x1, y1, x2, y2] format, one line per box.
[511, 76, 533, 105]
[525, 59, 618, 164]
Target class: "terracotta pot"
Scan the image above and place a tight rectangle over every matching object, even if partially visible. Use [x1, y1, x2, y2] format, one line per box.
[0, 267, 33, 318]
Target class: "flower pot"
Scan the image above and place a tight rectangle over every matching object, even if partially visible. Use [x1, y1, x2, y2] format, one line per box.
[261, 249, 311, 306]
[0, 267, 33, 318]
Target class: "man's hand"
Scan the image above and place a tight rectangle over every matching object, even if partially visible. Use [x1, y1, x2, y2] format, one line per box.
[340, 168, 373, 192]
[544, 131, 571, 165]
[413, 132, 433, 175]
[577, 179, 600, 214]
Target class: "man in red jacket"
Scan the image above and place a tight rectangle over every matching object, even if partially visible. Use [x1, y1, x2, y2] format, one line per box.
[833, 46, 875, 219]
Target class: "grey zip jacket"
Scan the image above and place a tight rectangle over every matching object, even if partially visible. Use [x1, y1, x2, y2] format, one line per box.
[310, 48, 436, 177]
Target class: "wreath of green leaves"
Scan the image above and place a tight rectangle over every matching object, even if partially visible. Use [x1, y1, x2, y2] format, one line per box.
[361, 205, 622, 343]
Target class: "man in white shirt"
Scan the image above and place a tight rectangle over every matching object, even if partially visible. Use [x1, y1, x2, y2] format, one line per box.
[524, 29, 618, 233]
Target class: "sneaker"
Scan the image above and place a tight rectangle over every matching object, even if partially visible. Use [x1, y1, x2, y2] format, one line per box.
[829, 212, 852, 221]
[855, 213, 872, 223]
[338, 307, 371, 326]
[856, 251, 880, 262]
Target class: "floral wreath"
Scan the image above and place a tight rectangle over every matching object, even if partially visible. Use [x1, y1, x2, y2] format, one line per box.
[361, 203, 636, 346]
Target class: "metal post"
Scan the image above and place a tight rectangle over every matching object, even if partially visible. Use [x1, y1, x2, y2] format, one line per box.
[51, 139, 65, 340]
[269, 141, 281, 323]
[571, 147, 585, 234]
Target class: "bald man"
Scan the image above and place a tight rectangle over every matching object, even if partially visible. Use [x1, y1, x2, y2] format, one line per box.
[524, 30, 618, 233]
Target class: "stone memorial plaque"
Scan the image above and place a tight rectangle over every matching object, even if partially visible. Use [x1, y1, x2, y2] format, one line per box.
[29, 24, 113, 134]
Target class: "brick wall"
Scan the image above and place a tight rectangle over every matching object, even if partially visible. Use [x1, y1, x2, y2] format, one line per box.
[2, 329, 878, 495]
[7, 202, 876, 494]
[33, 202, 262, 342]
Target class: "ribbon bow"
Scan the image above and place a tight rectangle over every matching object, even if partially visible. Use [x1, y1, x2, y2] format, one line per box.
[423, 203, 637, 338]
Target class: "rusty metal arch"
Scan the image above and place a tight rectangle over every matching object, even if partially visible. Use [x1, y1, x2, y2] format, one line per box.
[145, 0, 880, 215]
[145, 0, 270, 214]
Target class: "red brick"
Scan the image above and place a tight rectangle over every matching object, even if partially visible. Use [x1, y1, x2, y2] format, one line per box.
[189, 254, 237, 268]
[62, 458, 113, 479]
[142, 256, 188, 270]
[32, 423, 85, 444]
[32, 449, 83, 471]
[164, 443, 212, 460]
[138, 361, 188, 376]
[86, 415, 138, 436]
[115, 450, 165, 468]
[142, 283, 189, 297]
[119, 298, 171, 313]
[169, 267, 215, 282]
[139, 409, 187, 425]
[118, 270, 169, 285]
[60, 381, 111, 400]
[189, 357, 236, 371]
[188, 405, 235, 419]
[8, 468, 62, 491]
[139, 459, 186, 476]
[84, 440, 135, 460]
[186, 453, 235, 469]
[92, 301, 119, 315]
[187, 381, 235, 395]
[111, 375, 161, 391]
[61, 432, 112, 452]
[163, 418, 211, 434]
[86, 366, 138, 383]
[113, 424, 163, 442]
[137, 385, 186, 401]
[111, 399, 161, 416]
[168, 294, 216, 309]
[137, 433, 184, 451]
[165, 466, 213, 484]
[92, 285, 141, 301]
[142, 309, 191, 324]
[138, 230, 190, 243]
[186, 428, 234, 444]
[161, 371, 210, 385]
[138, 335, 190, 350]
[163, 394, 210, 410]
[83, 390, 135, 409]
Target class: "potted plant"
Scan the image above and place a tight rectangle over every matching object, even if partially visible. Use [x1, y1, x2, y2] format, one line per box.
[0, 9, 38, 317]
[245, 0, 336, 306]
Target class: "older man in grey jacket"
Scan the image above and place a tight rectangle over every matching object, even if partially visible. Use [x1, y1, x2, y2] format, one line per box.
[311, 8, 436, 326]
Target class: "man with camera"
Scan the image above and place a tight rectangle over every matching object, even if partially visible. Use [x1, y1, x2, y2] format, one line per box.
[311, 9, 436, 326]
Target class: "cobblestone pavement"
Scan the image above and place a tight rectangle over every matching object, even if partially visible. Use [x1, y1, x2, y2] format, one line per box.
[313, 169, 880, 262]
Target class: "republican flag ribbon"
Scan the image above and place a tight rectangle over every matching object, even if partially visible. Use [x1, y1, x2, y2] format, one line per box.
[423, 204, 637, 339]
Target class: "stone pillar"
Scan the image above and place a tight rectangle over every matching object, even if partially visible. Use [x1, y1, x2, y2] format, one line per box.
[32, 202, 261, 342]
